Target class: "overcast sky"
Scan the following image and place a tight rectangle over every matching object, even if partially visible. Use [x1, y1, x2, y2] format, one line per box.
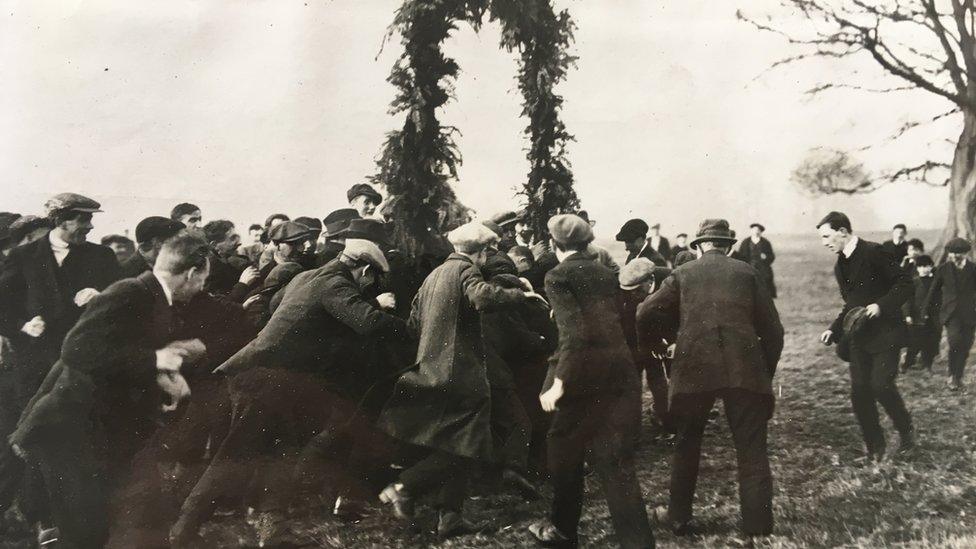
[0, 0, 955, 241]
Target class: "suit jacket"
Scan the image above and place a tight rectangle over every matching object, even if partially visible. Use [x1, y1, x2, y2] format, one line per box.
[11, 272, 176, 458]
[218, 260, 407, 397]
[924, 261, 976, 326]
[544, 252, 640, 397]
[882, 239, 909, 263]
[636, 250, 783, 400]
[829, 239, 912, 353]
[0, 234, 121, 372]
[626, 243, 667, 267]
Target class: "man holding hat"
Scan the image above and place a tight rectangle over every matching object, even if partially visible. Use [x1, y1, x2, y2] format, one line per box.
[816, 211, 914, 461]
[379, 221, 538, 539]
[120, 216, 187, 278]
[923, 237, 976, 390]
[616, 218, 667, 267]
[528, 214, 653, 549]
[637, 218, 783, 539]
[737, 223, 777, 299]
[347, 183, 383, 218]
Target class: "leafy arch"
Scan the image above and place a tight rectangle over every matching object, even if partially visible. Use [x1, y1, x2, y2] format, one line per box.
[371, 0, 579, 255]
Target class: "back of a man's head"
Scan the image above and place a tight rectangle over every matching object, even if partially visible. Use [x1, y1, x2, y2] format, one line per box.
[155, 232, 209, 275]
[203, 220, 234, 244]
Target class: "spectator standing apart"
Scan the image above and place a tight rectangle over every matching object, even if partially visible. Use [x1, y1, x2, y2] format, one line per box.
[882, 224, 909, 263]
[817, 212, 914, 461]
[902, 255, 940, 372]
[923, 238, 976, 390]
[637, 218, 783, 539]
[648, 223, 671, 262]
[737, 223, 777, 299]
[528, 214, 653, 549]
[670, 233, 689, 264]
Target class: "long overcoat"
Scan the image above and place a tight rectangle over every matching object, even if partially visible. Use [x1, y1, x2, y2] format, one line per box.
[379, 254, 525, 461]
[737, 236, 777, 298]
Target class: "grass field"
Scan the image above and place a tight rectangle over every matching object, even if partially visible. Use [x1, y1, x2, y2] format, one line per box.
[6, 231, 976, 548]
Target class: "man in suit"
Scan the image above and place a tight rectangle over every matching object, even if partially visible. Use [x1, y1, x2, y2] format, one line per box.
[882, 223, 909, 263]
[119, 216, 186, 278]
[923, 237, 976, 390]
[817, 212, 914, 460]
[527, 214, 653, 549]
[737, 223, 777, 299]
[9, 232, 210, 549]
[670, 233, 689, 264]
[648, 223, 671, 261]
[902, 255, 940, 372]
[616, 218, 667, 267]
[637, 219, 783, 538]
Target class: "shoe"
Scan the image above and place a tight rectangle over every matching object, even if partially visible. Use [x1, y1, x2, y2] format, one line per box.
[436, 510, 488, 540]
[650, 505, 702, 537]
[527, 520, 577, 547]
[378, 483, 414, 521]
[37, 526, 59, 547]
[333, 495, 368, 522]
[948, 377, 963, 391]
[502, 468, 542, 501]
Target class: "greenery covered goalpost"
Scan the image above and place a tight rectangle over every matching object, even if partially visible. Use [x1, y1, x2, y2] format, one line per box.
[371, 0, 580, 255]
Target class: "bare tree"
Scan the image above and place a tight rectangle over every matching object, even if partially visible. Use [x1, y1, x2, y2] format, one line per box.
[740, 1, 976, 251]
[792, 149, 873, 194]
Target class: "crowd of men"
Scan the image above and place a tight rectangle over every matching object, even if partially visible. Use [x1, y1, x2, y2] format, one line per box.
[0, 186, 969, 549]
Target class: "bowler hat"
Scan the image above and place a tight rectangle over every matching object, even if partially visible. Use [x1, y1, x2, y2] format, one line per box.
[689, 219, 737, 250]
[44, 193, 102, 217]
[548, 214, 594, 247]
[323, 209, 361, 237]
[945, 237, 972, 254]
[136, 216, 185, 244]
[615, 219, 649, 242]
[269, 221, 317, 244]
[347, 183, 382, 204]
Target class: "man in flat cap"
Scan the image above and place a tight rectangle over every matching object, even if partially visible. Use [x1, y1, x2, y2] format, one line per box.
[923, 237, 976, 390]
[637, 218, 783, 539]
[528, 214, 653, 549]
[617, 218, 667, 267]
[120, 216, 186, 278]
[379, 222, 538, 539]
[172, 232, 406, 546]
[736, 223, 777, 299]
[347, 183, 383, 219]
[490, 210, 521, 252]
[816, 211, 914, 461]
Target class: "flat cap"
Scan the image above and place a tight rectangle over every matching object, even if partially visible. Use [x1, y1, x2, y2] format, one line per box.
[548, 214, 594, 246]
[750, 223, 766, 232]
[293, 216, 323, 232]
[269, 221, 317, 244]
[945, 237, 972, 254]
[323, 208, 361, 237]
[482, 219, 505, 238]
[490, 211, 520, 228]
[448, 222, 498, 253]
[136, 216, 185, 244]
[615, 219, 648, 242]
[342, 238, 390, 272]
[347, 183, 382, 204]
[44, 193, 102, 217]
[619, 257, 655, 290]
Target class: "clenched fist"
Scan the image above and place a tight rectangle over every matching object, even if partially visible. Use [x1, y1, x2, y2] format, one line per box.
[73, 288, 100, 307]
[21, 316, 45, 338]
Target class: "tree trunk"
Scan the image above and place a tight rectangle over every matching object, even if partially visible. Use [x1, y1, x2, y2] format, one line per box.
[936, 110, 976, 260]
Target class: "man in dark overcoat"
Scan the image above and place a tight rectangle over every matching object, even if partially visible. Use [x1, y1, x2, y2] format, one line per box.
[0, 193, 121, 520]
[882, 223, 909, 263]
[817, 212, 914, 460]
[736, 223, 777, 298]
[9, 232, 210, 549]
[527, 214, 654, 549]
[923, 237, 976, 389]
[379, 222, 534, 539]
[637, 218, 783, 538]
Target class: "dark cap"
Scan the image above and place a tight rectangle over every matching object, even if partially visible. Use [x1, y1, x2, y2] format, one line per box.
[323, 208, 361, 237]
[945, 237, 972, 254]
[548, 214, 594, 246]
[615, 219, 649, 242]
[269, 221, 317, 244]
[690, 219, 737, 250]
[482, 220, 505, 238]
[335, 218, 390, 247]
[136, 216, 185, 244]
[346, 183, 382, 204]
[490, 211, 520, 228]
[44, 193, 102, 217]
[676, 233, 688, 239]
[750, 223, 766, 232]
[293, 216, 323, 233]
[915, 255, 934, 267]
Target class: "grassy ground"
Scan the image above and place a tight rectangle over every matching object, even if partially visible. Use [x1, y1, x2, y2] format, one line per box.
[6, 232, 976, 547]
